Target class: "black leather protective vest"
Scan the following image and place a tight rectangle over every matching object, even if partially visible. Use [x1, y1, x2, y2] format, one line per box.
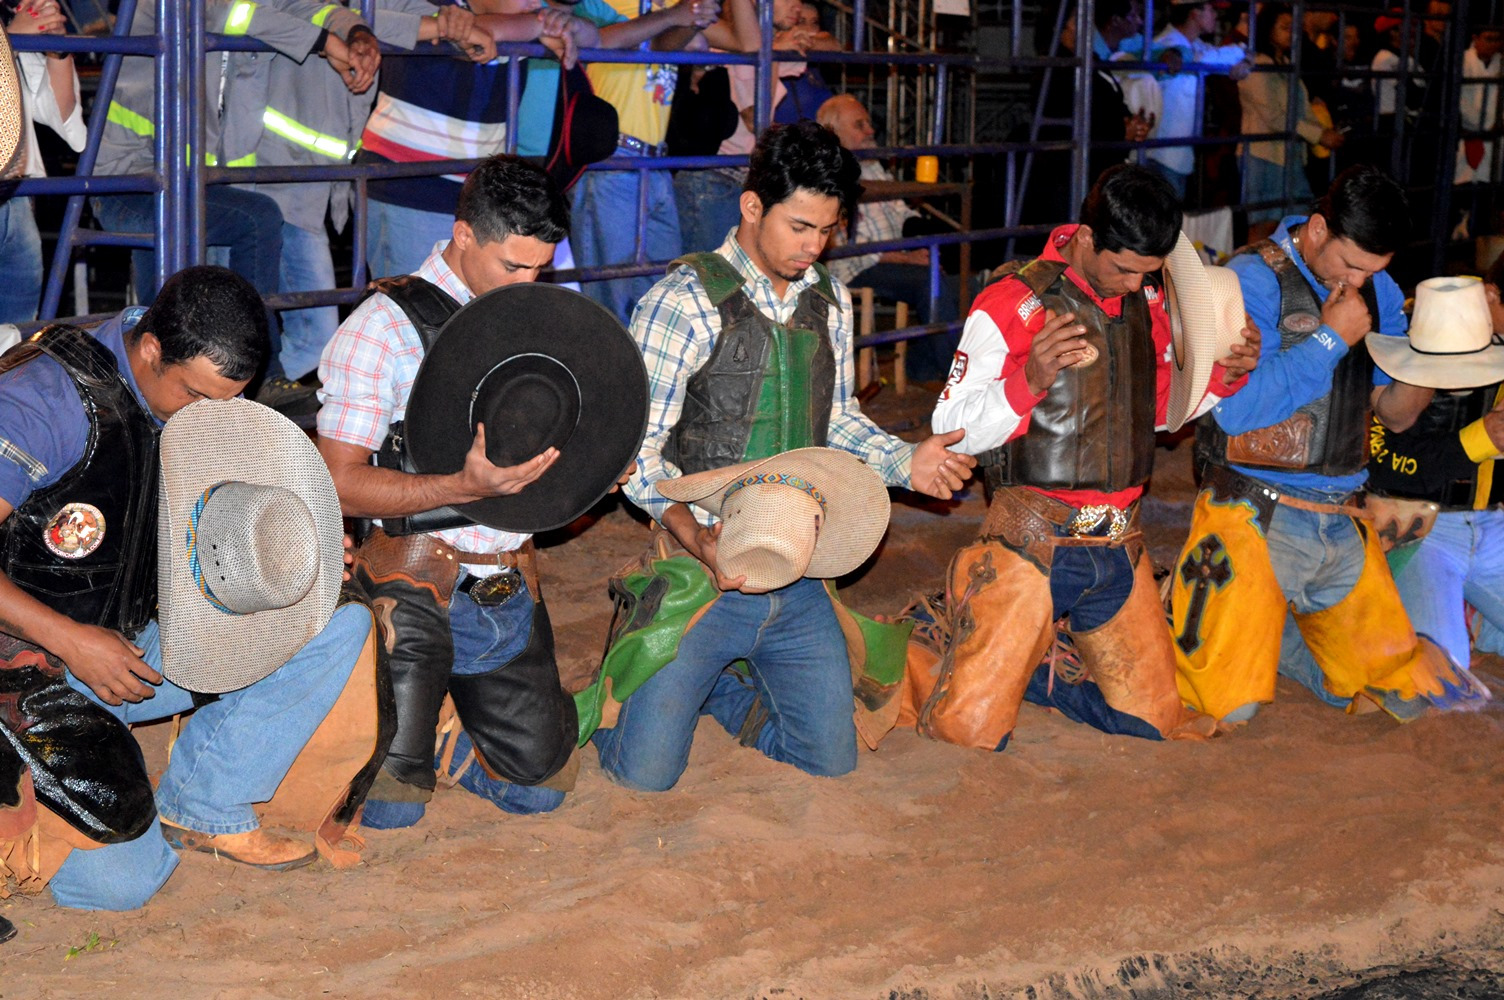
[0, 326, 159, 634]
[980, 258, 1157, 494]
[1196, 238, 1377, 478]
[663, 252, 838, 475]
[364, 275, 473, 536]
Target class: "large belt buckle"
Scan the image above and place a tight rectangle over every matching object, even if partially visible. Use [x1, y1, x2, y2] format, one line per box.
[1069, 503, 1130, 542]
[466, 571, 521, 607]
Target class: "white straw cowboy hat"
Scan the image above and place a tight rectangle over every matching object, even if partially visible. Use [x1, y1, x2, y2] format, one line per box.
[0, 27, 21, 178]
[657, 448, 890, 593]
[1367, 276, 1504, 390]
[158, 398, 343, 693]
[1162, 232, 1247, 432]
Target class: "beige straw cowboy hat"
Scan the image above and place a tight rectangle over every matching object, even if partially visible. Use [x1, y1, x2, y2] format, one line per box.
[1367, 276, 1504, 390]
[158, 398, 343, 694]
[0, 28, 21, 178]
[1162, 231, 1247, 431]
[657, 447, 890, 593]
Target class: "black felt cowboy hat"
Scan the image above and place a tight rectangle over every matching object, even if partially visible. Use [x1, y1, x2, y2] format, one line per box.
[403, 283, 649, 534]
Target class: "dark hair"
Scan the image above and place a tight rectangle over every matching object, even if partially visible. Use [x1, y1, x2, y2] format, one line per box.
[1093, 0, 1136, 30]
[747, 120, 862, 220]
[456, 154, 570, 246]
[1078, 164, 1182, 257]
[1168, 1, 1209, 28]
[1254, 3, 1294, 58]
[1486, 249, 1504, 290]
[1315, 164, 1410, 256]
[130, 266, 267, 381]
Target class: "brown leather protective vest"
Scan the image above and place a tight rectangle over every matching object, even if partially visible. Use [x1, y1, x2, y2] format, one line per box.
[663, 252, 837, 475]
[1196, 239, 1377, 477]
[980, 258, 1157, 494]
[0, 326, 159, 635]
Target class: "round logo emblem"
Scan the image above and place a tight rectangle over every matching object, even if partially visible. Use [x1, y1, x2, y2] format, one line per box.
[1284, 311, 1322, 334]
[1069, 343, 1101, 368]
[43, 503, 106, 560]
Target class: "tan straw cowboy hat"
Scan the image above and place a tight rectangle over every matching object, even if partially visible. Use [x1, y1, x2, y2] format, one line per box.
[1367, 276, 1504, 390]
[1162, 231, 1247, 432]
[0, 28, 21, 178]
[657, 448, 890, 593]
[158, 398, 343, 694]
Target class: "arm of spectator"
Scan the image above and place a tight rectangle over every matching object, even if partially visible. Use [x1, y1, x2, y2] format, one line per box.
[17, 49, 84, 151]
[698, 0, 754, 52]
[647, 0, 723, 52]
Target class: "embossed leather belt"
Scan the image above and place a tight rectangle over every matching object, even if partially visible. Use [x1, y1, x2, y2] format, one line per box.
[987, 486, 1141, 549]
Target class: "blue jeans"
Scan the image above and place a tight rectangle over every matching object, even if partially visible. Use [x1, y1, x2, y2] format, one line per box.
[92, 187, 284, 305]
[1263, 489, 1370, 710]
[276, 220, 337, 381]
[1388, 510, 1504, 671]
[47, 605, 369, 910]
[571, 167, 681, 326]
[1048, 533, 1138, 631]
[0, 196, 42, 324]
[365, 199, 454, 281]
[673, 168, 742, 257]
[592, 576, 857, 792]
[362, 576, 564, 829]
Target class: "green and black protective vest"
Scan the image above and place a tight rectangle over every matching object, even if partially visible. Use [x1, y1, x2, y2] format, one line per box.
[0, 326, 160, 635]
[1196, 238, 1377, 478]
[979, 257, 1158, 494]
[663, 252, 838, 473]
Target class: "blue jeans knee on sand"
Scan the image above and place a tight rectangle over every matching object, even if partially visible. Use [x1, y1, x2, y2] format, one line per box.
[49, 605, 369, 910]
[592, 576, 856, 793]
[363, 577, 565, 830]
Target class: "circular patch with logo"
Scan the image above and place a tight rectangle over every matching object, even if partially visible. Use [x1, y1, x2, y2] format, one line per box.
[43, 503, 106, 560]
[1283, 311, 1322, 334]
[1069, 343, 1101, 368]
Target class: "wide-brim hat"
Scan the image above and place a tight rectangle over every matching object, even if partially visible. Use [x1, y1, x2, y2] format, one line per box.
[1368, 276, 1504, 390]
[658, 447, 890, 592]
[543, 63, 619, 195]
[159, 398, 343, 694]
[0, 28, 21, 178]
[404, 283, 649, 534]
[1163, 232, 1246, 432]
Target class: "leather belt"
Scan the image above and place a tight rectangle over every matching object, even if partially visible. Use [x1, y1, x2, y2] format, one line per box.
[1203, 464, 1366, 525]
[616, 133, 666, 157]
[1001, 486, 1141, 547]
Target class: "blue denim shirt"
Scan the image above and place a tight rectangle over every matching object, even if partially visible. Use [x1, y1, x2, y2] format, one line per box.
[0, 308, 152, 509]
[1214, 216, 1406, 495]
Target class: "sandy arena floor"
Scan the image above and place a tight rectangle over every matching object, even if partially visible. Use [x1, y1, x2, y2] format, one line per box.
[2, 382, 1502, 1000]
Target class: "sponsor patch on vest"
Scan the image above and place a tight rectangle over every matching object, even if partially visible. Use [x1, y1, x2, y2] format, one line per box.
[43, 503, 105, 560]
[1144, 285, 1160, 303]
[1284, 310, 1322, 334]
[1017, 294, 1042, 323]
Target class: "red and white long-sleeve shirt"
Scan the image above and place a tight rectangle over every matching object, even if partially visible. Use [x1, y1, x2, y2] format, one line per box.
[932, 224, 1238, 509]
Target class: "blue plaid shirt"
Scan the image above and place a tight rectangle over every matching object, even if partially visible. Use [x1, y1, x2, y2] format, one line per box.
[625, 230, 915, 526]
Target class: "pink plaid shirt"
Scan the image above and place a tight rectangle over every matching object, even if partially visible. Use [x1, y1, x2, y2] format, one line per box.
[317, 241, 531, 563]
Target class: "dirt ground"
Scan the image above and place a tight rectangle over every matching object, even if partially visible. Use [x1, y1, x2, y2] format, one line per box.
[2, 379, 1502, 1000]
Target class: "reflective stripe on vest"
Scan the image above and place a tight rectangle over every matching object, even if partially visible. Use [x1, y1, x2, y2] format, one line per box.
[311, 3, 339, 27]
[107, 101, 154, 138]
[223, 1, 257, 34]
[262, 107, 352, 160]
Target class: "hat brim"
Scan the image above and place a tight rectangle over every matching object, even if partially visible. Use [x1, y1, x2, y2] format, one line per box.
[1367, 331, 1504, 390]
[405, 283, 649, 534]
[657, 447, 891, 579]
[158, 399, 343, 694]
[1164, 235, 1244, 432]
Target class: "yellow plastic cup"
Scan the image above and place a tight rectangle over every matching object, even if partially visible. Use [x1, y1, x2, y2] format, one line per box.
[915, 155, 939, 184]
